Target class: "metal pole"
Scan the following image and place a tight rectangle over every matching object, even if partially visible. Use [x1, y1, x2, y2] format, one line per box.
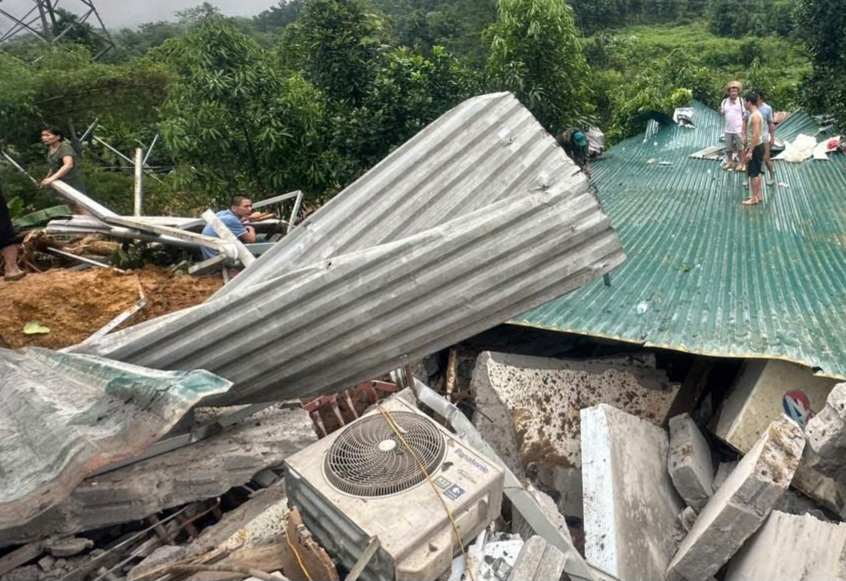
[35, 0, 52, 40]
[133, 148, 144, 216]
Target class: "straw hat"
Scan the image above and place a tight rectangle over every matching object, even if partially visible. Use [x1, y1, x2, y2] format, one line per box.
[725, 80, 743, 94]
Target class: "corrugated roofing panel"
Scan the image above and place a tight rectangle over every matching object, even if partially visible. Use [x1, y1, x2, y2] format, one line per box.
[75, 93, 624, 404]
[218, 92, 585, 297]
[515, 102, 846, 380]
[0, 348, 230, 528]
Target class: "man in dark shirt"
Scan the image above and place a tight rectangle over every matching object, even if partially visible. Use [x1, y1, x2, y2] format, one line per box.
[0, 182, 24, 280]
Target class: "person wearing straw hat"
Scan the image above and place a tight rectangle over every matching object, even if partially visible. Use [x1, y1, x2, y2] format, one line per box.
[720, 80, 746, 171]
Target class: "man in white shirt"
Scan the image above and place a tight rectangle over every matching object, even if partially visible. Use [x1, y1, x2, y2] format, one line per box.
[720, 81, 746, 171]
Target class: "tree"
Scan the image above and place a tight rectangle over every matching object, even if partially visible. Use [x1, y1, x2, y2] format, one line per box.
[157, 17, 340, 200]
[797, 0, 846, 129]
[341, 46, 480, 168]
[279, 0, 384, 106]
[486, 0, 593, 132]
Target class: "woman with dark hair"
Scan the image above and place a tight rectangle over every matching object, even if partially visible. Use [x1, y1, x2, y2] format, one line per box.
[0, 181, 24, 281]
[39, 127, 85, 192]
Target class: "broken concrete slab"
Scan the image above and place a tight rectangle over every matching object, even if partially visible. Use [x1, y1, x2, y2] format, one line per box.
[668, 414, 714, 511]
[581, 404, 684, 581]
[0, 347, 230, 530]
[667, 417, 805, 581]
[714, 360, 835, 454]
[507, 536, 565, 581]
[724, 511, 846, 581]
[806, 383, 846, 480]
[472, 352, 681, 516]
[0, 406, 316, 546]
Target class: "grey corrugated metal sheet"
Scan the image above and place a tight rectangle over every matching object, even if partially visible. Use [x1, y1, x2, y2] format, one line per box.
[0, 347, 230, 529]
[218, 92, 585, 297]
[74, 93, 624, 404]
[515, 101, 846, 380]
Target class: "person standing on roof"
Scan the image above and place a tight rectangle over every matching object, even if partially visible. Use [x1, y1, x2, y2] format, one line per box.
[200, 195, 258, 260]
[39, 127, 86, 193]
[756, 92, 777, 186]
[742, 92, 765, 206]
[720, 81, 746, 171]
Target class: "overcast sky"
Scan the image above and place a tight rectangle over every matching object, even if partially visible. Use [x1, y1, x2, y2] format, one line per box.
[0, 0, 279, 30]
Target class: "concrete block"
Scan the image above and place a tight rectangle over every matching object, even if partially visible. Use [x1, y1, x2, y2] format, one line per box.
[806, 383, 846, 480]
[472, 351, 681, 516]
[581, 404, 684, 581]
[507, 536, 565, 581]
[0, 406, 316, 546]
[667, 417, 806, 581]
[714, 360, 834, 454]
[724, 511, 846, 581]
[668, 414, 714, 511]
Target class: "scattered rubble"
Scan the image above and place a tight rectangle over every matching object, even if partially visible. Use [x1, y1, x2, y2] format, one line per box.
[471, 351, 681, 516]
[0, 405, 316, 545]
[667, 417, 806, 581]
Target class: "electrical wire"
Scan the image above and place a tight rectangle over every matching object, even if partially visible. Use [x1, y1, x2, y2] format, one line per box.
[377, 404, 477, 581]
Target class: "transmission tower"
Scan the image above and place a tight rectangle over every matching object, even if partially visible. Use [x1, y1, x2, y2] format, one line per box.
[0, 0, 115, 59]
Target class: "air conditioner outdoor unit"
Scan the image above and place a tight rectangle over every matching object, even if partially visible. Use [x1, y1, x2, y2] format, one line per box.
[285, 397, 505, 581]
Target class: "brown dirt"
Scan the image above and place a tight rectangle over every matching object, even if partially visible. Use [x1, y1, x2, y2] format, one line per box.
[0, 266, 224, 350]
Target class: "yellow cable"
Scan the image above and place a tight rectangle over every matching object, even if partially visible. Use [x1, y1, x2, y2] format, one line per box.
[377, 405, 477, 581]
[285, 527, 314, 581]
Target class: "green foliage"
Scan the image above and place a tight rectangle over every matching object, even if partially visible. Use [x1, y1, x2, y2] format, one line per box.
[279, 0, 385, 105]
[797, 0, 846, 130]
[369, 0, 497, 64]
[486, 0, 593, 131]
[708, 0, 797, 38]
[569, 0, 709, 34]
[157, 17, 341, 202]
[341, 46, 481, 168]
[586, 23, 809, 140]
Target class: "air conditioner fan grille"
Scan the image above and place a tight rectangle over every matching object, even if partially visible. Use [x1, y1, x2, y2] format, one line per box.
[325, 411, 446, 497]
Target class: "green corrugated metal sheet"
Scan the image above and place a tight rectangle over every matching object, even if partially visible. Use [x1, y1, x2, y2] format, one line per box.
[515, 101, 846, 379]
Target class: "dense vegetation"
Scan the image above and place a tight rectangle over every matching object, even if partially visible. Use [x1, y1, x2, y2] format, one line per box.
[0, 0, 835, 217]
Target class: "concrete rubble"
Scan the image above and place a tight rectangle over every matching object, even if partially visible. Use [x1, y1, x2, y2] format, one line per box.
[0, 406, 316, 545]
[667, 417, 806, 581]
[471, 351, 681, 516]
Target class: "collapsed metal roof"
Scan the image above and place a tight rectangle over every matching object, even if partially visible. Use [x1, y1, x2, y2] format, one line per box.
[72, 92, 624, 405]
[515, 102, 846, 379]
[0, 348, 230, 529]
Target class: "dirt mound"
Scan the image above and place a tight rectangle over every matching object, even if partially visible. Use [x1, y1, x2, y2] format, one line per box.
[0, 267, 223, 350]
